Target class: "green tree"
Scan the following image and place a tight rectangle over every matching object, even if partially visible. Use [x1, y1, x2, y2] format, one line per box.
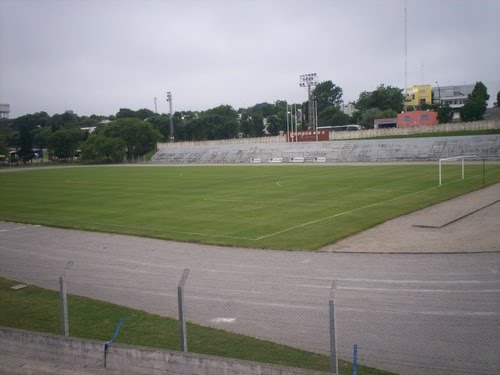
[0, 135, 8, 156]
[355, 85, 404, 113]
[116, 108, 137, 119]
[13, 111, 51, 131]
[359, 108, 383, 128]
[460, 81, 489, 122]
[204, 115, 238, 140]
[103, 118, 162, 158]
[18, 126, 34, 163]
[47, 128, 84, 159]
[205, 105, 238, 118]
[32, 127, 53, 149]
[266, 115, 281, 135]
[81, 134, 126, 163]
[135, 108, 155, 120]
[146, 114, 170, 140]
[240, 113, 264, 138]
[437, 104, 453, 124]
[313, 81, 343, 113]
[317, 106, 351, 127]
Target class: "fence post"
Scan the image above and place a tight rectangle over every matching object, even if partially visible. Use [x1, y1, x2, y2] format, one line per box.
[483, 158, 485, 188]
[178, 268, 190, 352]
[352, 344, 358, 375]
[329, 281, 338, 374]
[59, 276, 69, 336]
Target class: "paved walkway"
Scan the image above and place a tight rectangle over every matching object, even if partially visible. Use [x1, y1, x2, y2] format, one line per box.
[322, 183, 500, 253]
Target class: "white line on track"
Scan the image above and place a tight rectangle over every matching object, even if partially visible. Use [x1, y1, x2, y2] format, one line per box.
[338, 286, 500, 293]
[289, 276, 496, 285]
[140, 291, 497, 317]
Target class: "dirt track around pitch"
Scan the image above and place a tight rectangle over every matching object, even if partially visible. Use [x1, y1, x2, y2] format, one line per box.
[321, 182, 500, 253]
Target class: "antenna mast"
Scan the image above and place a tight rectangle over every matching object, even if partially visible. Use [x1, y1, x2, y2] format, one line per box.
[404, 0, 408, 102]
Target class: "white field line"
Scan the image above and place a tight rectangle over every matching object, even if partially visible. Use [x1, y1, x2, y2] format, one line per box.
[0, 216, 254, 241]
[252, 177, 473, 241]
[73, 221, 256, 240]
[203, 197, 349, 208]
[1, 171, 488, 242]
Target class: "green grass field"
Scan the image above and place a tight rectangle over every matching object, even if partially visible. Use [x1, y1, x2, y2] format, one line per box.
[1, 163, 499, 250]
[0, 276, 394, 375]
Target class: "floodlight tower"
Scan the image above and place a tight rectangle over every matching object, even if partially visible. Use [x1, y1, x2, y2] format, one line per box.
[299, 73, 318, 130]
[166, 91, 174, 142]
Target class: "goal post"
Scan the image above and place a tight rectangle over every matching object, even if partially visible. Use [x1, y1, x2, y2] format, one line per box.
[438, 156, 465, 186]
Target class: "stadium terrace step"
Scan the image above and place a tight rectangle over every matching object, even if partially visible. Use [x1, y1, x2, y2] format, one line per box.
[151, 135, 500, 164]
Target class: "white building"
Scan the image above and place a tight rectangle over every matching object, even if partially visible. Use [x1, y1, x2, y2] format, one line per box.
[432, 84, 474, 108]
[340, 101, 356, 116]
[432, 84, 475, 121]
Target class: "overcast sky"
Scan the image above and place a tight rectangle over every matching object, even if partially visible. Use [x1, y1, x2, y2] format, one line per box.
[1, 0, 499, 118]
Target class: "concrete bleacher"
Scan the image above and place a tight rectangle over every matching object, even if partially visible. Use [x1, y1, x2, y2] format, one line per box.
[151, 135, 500, 164]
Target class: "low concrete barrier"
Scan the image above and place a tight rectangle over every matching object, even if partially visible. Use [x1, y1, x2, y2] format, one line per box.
[157, 120, 500, 149]
[330, 120, 500, 140]
[0, 327, 332, 375]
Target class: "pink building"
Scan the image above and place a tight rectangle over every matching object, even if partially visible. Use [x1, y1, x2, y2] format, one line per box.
[397, 110, 438, 127]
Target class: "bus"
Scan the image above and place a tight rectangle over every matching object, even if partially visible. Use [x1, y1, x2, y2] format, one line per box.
[317, 125, 364, 132]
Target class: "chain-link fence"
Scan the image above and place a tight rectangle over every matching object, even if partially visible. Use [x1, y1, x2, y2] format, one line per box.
[180, 270, 498, 375]
[1, 256, 498, 375]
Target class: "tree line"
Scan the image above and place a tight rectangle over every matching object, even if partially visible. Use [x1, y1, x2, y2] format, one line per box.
[0, 81, 493, 164]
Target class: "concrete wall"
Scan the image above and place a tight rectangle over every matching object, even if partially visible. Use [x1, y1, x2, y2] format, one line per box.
[0, 327, 332, 375]
[329, 120, 500, 141]
[157, 120, 500, 149]
[158, 135, 286, 149]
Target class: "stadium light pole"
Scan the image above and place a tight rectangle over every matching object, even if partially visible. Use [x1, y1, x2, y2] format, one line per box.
[300, 73, 318, 131]
[166, 91, 174, 142]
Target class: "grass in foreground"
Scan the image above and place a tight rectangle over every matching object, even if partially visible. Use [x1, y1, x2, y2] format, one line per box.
[0, 164, 499, 250]
[0, 277, 395, 375]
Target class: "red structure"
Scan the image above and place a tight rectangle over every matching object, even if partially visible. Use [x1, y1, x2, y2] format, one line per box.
[287, 130, 330, 142]
[397, 110, 438, 127]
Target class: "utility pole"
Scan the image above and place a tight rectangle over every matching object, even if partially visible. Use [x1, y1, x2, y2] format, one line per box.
[166, 92, 174, 142]
[154, 97, 158, 114]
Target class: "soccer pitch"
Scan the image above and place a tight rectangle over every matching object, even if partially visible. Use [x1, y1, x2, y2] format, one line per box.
[1, 164, 499, 250]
